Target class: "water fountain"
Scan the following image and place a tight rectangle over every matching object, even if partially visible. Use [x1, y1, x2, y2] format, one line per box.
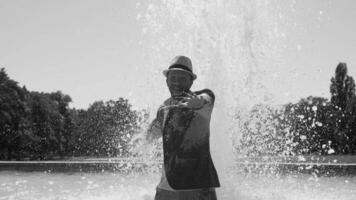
[1, 0, 356, 199]
[134, 0, 356, 199]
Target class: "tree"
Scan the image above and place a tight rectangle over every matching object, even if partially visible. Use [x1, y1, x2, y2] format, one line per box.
[330, 62, 355, 110]
[236, 96, 339, 156]
[346, 96, 356, 153]
[330, 62, 356, 154]
[0, 68, 28, 159]
[237, 104, 288, 156]
[28, 92, 61, 159]
[0, 67, 146, 160]
[49, 91, 73, 157]
[284, 96, 334, 155]
[72, 98, 140, 157]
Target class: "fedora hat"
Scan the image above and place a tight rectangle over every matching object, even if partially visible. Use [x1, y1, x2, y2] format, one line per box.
[163, 55, 197, 80]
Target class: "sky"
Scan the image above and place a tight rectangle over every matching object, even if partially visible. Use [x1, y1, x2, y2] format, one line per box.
[1, 0, 356, 111]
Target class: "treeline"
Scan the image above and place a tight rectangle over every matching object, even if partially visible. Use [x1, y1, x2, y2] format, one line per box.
[0, 68, 147, 160]
[2, 62, 356, 160]
[238, 63, 356, 156]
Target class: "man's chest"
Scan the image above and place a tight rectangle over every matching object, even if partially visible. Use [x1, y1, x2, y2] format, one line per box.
[159, 105, 195, 132]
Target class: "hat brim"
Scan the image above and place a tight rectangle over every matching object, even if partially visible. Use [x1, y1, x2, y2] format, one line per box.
[163, 69, 197, 80]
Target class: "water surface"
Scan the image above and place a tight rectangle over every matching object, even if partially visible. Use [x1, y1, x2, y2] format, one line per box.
[1, 171, 355, 200]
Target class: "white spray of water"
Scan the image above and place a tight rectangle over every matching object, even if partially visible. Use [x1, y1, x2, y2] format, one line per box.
[136, 1, 293, 198]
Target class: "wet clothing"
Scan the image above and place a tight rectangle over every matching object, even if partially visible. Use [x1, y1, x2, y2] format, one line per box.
[150, 89, 220, 193]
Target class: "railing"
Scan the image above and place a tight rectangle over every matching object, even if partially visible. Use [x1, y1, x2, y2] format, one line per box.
[1, 155, 356, 174]
[1, 155, 356, 165]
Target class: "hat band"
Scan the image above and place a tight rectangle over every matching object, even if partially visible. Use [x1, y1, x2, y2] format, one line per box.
[169, 65, 192, 73]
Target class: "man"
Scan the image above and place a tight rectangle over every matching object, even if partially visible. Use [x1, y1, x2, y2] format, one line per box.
[147, 55, 220, 200]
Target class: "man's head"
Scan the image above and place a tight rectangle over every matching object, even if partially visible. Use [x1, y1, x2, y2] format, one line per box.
[163, 56, 197, 97]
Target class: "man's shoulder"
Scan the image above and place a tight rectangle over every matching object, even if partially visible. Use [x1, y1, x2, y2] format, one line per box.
[194, 89, 215, 97]
[194, 89, 215, 104]
[162, 97, 173, 106]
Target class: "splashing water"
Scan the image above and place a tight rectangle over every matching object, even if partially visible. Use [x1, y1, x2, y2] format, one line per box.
[136, 1, 296, 198]
[131, 0, 356, 199]
[136, 0, 294, 105]
[1, 171, 355, 200]
[2, 1, 356, 200]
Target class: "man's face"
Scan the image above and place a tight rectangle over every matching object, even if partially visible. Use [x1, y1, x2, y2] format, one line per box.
[166, 70, 193, 97]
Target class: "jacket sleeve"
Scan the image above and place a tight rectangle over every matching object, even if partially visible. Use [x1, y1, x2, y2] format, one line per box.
[193, 89, 215, 117]
[194, 89, 215, 105]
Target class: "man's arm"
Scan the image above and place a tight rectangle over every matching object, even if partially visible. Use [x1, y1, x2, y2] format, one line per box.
[178, 89, 214, 110]
[194, 89, 215, 105]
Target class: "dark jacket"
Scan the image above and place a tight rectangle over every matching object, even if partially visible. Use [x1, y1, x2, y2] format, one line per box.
[156, 89, 220, 190]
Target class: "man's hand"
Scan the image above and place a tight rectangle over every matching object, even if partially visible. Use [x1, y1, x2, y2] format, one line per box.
[178, 92, 206, 109]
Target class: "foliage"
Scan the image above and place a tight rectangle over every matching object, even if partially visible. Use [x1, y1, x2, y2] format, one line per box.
[237, 97, 336, 156]
[3, 61, 356, 159]
[27, 91, 72, 159]
[237, 104, 288, 156]
[0, 68, 143, 160]
[71, 99, 141, 157]
[283, 97, 334, 155]
[330, 62, 355, 110]
[237, 62, 356, 156]
[346, 97, 356, 153]
[329, 62, 356, 154]
[0, 68, 28, 159]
